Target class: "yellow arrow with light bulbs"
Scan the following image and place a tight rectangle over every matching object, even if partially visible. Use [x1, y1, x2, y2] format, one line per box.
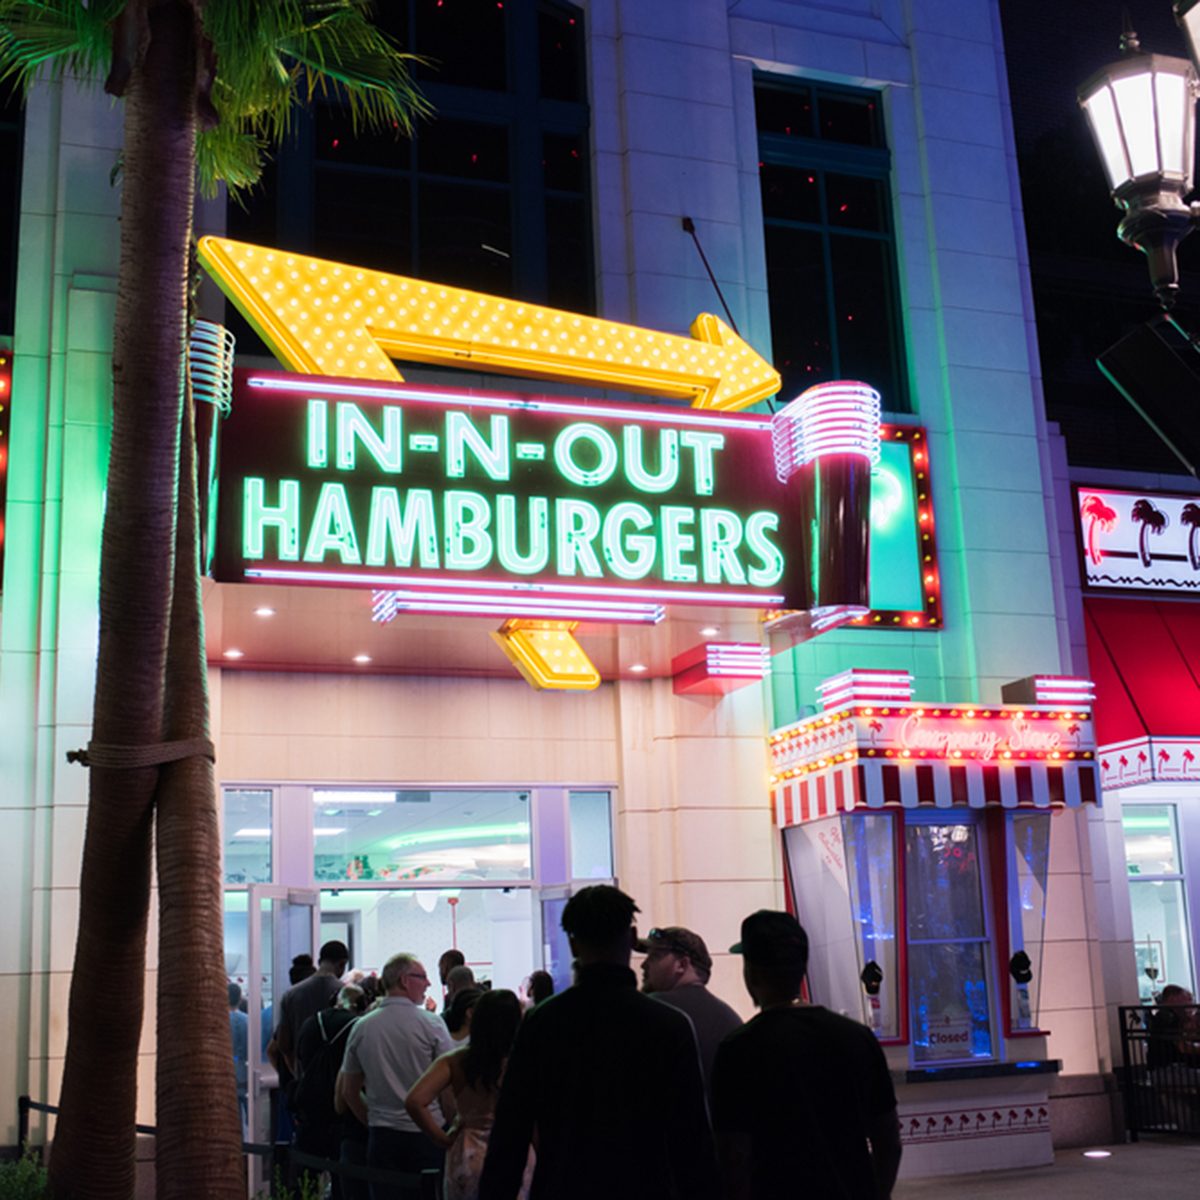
[196, 237, 780, 412]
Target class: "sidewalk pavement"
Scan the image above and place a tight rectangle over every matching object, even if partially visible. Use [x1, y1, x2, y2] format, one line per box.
[894, 1139, 1200, 1198]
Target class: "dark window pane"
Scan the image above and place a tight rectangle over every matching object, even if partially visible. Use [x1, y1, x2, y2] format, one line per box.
[545, 195, 592, 312]
[764, 226, 831, 404]
[227, 160, 279, 248]
[825, 173, 886, 232]
[314, 170, 413, 276]
[817, 89, 883, 147]
[830, 234, 903, 406]
[538, 3, 585, 102]
[316, 105, 412, 169]
[418, 182, 512, 292]
[419, 119, 509, 182]
[543, 132, 584, 192]
[760, 163, 821, 224]
[754, 83, 816, 139]
[414, 0, 507, 91]
[371, 0, 411, 45]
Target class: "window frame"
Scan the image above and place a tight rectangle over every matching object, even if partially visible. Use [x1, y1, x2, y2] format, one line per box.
[904, 808, 999, 1066]
[227, 0, 593, 336]
[1120, 798, 1196, 1001]
[754, 74, 910, 413]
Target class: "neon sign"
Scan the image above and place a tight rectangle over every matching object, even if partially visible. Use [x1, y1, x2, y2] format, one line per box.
[197, 238, 781, 412]
[1075, 485, 1200, 594]
[214, 371, 879, 617]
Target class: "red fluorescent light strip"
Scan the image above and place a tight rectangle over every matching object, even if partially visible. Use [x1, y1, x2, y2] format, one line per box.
[246, 375, 775, 432]
[247, 566, 783, 607]
[372, 588, 664, 624]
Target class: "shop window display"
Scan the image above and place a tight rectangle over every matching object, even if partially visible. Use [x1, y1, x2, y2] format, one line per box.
[222, 788, 273, 883]
[1123, 804, 1194, 1001]
[312, 788, 532, 883]
[1005, 812, 1051, 1031]
[905, 817, 995, 1063]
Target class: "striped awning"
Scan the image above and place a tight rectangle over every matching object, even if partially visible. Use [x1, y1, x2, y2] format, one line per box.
[771, 758, 1101, 828]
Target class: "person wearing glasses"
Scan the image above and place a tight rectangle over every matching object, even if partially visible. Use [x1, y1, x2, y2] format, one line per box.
[638, 926, 742, 1095]
[337, 953, 455, 1190]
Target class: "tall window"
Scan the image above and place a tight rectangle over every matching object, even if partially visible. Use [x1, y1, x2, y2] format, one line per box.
[227, 0, 592, 354]
[1124, 803, 1194, 1002]
[0, 81, 23, 337]
[755, 77, 908, 412]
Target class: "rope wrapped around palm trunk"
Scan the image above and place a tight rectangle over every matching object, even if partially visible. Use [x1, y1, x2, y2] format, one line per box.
[66, 738, 215, 768]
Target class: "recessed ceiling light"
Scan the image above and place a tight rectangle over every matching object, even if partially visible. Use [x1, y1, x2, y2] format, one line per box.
[630, 663, 648, 673]
[353, 653, 372, 664]
[1082, 1150, 1112, 1159]
[224, 648, 245, 660]
[700, 626, 720, 637]
[253, 606, 276, 618]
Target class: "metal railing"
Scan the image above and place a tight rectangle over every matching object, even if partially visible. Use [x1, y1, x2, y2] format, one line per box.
[17, 1097, 439, 1199]
[1118, 1004, 1200, 1139]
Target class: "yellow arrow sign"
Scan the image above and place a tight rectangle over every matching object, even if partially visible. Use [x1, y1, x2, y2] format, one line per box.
[197, 237, 780, 411]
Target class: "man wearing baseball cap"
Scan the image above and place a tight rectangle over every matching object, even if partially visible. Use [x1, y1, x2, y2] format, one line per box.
[638, 926, 742, 1093]
[711, 911, 901, 1199]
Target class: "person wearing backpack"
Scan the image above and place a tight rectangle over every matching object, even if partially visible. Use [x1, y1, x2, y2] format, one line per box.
[293, 984, 367, 1199]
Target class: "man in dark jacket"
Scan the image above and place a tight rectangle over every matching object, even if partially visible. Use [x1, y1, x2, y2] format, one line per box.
[712, 911, 901, 1200]
[479, 885, 718, 1200]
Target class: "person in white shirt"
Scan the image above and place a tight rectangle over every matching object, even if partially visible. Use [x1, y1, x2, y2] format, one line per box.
[337, 953, 455, 1193]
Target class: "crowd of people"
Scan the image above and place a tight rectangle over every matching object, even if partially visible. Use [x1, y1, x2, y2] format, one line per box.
[246, 885, 902, 1200]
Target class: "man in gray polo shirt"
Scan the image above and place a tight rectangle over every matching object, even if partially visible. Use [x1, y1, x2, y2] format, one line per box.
[337, 953, 453, 1190]
[639, 925, 742, 1094]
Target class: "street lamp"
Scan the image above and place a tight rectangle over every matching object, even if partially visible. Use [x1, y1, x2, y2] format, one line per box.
[1078, 19, 1198, 309]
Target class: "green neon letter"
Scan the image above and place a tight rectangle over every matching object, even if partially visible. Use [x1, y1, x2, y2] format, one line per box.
[699, 508, 747, 584]
[304, 482, 361, 563]
[745, 511, 785, 587]
[244, 478, 301, 561]
[661, 506, 698, 582]
[662, 504, 700, 583]
[307, 399, 328, 468]
[497, 495, 550, 574]
[680, 430, 725, 496]
[366, 488, 439, 568]
[623, 426, 679, 493]
[336, 402, 403, 473]
[447, 412, 511, 482]
[601, 501, 656, 580]
[555, 498, 603, 577]
[444, 490, 494, 570]
[553, 422, 618, 487]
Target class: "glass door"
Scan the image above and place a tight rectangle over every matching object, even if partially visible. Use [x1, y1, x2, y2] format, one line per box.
[535, 885, 573, 993]
[246, 885, 319, 1189]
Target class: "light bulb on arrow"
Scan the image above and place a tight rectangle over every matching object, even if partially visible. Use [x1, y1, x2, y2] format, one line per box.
[197, 238, 781, 412]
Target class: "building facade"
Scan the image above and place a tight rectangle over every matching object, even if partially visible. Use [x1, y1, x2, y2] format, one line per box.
[0, 0, 1126, 1177]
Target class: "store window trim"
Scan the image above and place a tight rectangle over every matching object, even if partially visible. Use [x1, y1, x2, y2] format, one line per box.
[1122, 800, 1196, 1002]
[754, 74, 910, 413]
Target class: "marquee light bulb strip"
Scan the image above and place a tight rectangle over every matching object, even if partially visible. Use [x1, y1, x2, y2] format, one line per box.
[199, 238, 781, 411]
[852, 425, 942, 630]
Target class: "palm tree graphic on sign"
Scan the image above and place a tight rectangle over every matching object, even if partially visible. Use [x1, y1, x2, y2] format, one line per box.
[1183, 503, 1200, 570]
[1080, 495, 1117, 565]
[1131, 498, 1168, 568]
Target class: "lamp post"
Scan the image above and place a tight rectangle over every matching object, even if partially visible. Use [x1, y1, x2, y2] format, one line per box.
[1078, 15, 1198, 309]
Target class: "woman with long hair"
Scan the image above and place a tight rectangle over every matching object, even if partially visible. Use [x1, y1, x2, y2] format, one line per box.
[406, 988, 532, 1200]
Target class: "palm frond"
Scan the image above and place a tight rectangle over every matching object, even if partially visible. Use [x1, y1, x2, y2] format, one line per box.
[0, 0, 124, 92]
[195, 120, 267, 199]
[198, 0, 429, 196]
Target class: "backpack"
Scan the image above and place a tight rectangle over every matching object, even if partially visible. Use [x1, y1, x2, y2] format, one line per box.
[289, 1009, 355, 1126]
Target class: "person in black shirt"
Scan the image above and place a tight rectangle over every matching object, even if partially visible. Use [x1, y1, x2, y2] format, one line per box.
[712, 911, 901, 1200]
[478, 885, 718, 1200]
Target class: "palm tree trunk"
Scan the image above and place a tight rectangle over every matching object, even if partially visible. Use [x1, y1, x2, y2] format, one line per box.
[154, 374, 244, 1197]
[49, 4, 198, 1197]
